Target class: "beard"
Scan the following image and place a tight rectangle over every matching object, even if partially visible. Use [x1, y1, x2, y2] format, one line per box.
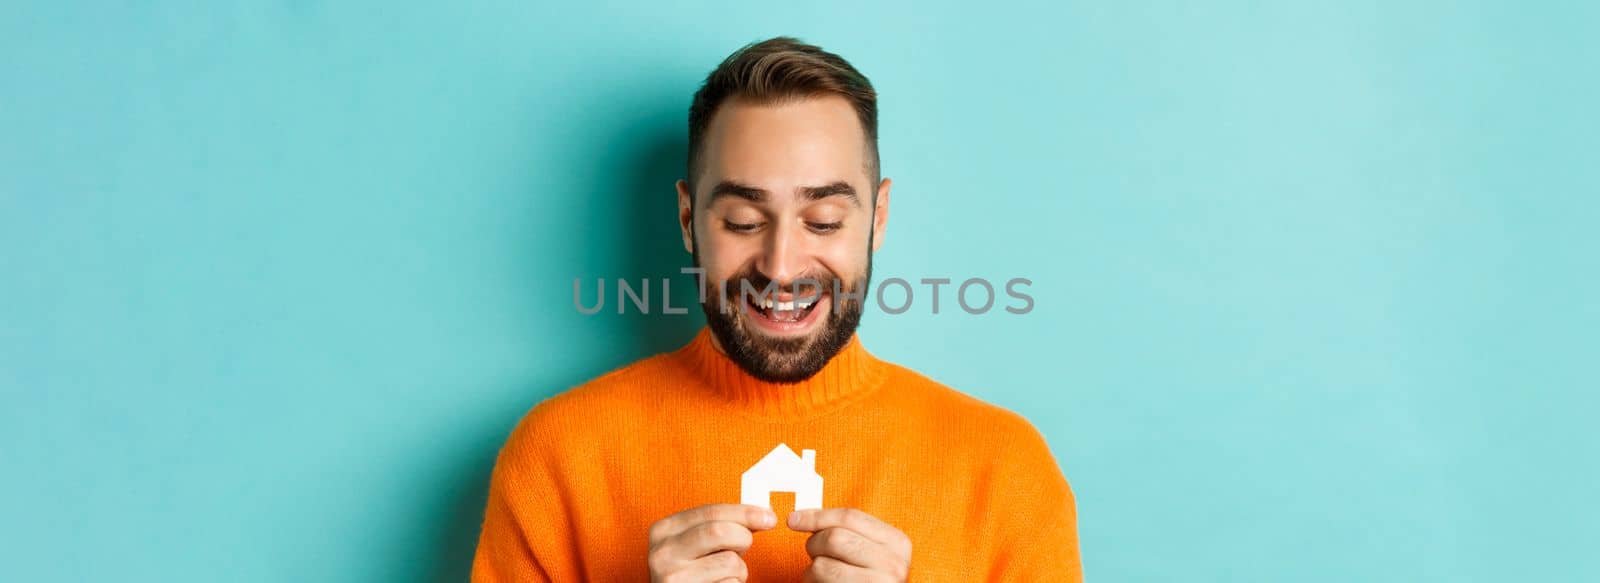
[693, 251, 871, 384]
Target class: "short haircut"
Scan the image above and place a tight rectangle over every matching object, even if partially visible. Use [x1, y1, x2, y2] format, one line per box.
[686, 37, 879, 195]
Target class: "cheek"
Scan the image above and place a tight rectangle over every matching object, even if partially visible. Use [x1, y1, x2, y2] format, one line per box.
[814, 243, 870, 280]
[825, 222, 873, 255]
[696, 230, 759, 275]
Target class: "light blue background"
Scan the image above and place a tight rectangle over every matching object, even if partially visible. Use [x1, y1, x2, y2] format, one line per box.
[3, 1, 1596, 581]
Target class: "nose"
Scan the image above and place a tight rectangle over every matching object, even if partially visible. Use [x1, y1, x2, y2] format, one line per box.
[757, 220, 804, 286]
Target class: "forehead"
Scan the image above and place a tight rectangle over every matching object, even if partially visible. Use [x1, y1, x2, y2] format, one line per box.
[698, 95, 869, 198]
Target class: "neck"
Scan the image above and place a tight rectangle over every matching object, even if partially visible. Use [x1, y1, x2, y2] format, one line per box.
[678, 326, 888, 418]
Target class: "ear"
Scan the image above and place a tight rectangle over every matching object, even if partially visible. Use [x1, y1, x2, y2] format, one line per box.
[676, 179, 695, 255]
[871, 177, 892, 253]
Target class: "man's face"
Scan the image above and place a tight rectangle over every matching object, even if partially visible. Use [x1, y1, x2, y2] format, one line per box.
[677, 95, 891, 383]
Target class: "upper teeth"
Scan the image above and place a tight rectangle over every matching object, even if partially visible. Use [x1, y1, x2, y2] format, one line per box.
[762, 297, 816, 310]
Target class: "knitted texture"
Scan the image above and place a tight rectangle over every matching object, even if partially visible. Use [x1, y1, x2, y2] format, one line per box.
[472, 327, 1081, 581]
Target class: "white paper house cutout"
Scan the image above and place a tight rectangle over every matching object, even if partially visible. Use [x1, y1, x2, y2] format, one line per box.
[740, 443, 823, 511]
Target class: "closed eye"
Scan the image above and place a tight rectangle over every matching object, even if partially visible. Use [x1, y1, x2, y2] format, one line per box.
[808, 222, 843, 234]
[724, 220, 763, 233]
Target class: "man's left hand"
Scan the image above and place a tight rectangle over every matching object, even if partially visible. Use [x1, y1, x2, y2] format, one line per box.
[788, 508, 912, 582]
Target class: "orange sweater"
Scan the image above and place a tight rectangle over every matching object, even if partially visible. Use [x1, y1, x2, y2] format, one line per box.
[472, 327, 1081, 581]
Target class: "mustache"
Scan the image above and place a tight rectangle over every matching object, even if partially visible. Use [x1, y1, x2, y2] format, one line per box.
[717, 267, 845, 301]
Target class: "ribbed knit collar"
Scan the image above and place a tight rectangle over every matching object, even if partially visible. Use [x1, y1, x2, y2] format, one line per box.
[677, 326, 889, 418]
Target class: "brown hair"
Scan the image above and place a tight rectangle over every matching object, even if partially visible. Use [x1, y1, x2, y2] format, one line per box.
[686, 37, 879, 193]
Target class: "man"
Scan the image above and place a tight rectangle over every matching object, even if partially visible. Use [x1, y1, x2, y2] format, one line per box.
[473, 37, 1081, 582]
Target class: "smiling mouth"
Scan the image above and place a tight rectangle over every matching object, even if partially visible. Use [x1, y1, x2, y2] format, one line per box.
[746, 292, 823, 323]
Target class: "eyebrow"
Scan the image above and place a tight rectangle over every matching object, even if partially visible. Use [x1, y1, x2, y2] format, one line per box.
[800, 181, 859, 205]
[707, 180, 860, 207]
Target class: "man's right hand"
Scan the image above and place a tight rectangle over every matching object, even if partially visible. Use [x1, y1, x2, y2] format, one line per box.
[648, 503, 778, 582]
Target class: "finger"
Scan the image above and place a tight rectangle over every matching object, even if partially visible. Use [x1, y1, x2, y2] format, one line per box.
[684, 550, 748, 582]
[804, 527, 899, 571]
[788, 508, 907, 549]
[650, 504, 776, 543]
[660, 520, 756, 561]
[802, 555, 883, 582]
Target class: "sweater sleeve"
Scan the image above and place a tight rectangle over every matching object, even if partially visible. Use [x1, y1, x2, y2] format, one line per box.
[987, 417, 1084, 582]
[470, 414, 573, 583]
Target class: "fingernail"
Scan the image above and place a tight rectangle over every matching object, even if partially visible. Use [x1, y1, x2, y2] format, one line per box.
[758, 510, 776, 528]
[787, 510, 802, 529]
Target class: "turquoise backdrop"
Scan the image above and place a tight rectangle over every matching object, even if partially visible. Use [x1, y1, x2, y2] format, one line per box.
[3, 1, 1595, 581]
